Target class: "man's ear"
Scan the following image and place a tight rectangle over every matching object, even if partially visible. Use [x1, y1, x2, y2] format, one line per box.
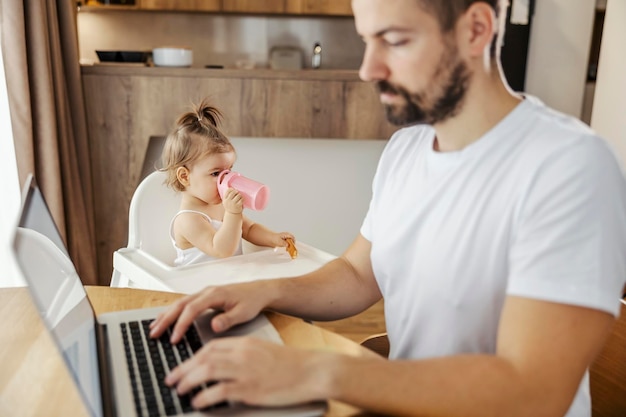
[457, 2, 496, 58]
[176, 166, 190, 188]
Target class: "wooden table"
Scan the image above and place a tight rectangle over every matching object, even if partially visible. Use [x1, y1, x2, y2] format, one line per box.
[0, 286, 374, 417]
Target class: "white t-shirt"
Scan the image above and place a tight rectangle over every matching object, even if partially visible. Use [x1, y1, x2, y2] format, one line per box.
[170, 210, 243, 266]
[360, 96, 626, 416]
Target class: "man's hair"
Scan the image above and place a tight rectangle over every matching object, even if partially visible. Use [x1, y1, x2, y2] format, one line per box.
[417, 0, 506, 58]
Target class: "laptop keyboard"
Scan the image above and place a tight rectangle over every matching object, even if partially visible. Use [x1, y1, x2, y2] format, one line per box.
[120, 320, 227, 417]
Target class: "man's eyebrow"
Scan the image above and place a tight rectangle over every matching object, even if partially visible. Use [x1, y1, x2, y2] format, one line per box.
[373, 26, 413, 37]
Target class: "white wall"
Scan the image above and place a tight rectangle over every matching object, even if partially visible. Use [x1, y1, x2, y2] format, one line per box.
[230, 137, 386, 256]
[525, 0, 596, 118]
[590, 0, 626, 165]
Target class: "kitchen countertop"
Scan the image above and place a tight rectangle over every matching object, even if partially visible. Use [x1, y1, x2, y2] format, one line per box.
[81, 64, 362, 81]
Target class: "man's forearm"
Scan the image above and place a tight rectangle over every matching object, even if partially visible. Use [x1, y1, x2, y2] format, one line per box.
[314, 297, 613, 417]
[318, 353, 569, 417]
[266, 256, 381, 322]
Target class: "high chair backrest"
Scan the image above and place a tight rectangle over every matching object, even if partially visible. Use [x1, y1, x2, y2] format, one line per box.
[127, 170, 181, 266]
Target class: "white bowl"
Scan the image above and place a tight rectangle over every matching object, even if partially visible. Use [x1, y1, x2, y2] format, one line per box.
[152, 47, 193, 67]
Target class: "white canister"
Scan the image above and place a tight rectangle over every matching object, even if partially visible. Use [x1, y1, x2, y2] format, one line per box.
[152, 47, 193, 67]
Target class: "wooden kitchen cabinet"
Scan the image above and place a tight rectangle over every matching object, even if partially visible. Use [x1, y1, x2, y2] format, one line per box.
[140, 0, 221, 12]
[86, 0, 352, 16]
[285, 0, 352, 16]
[221, 0, 285, 14]
[223, 0, 353, 16]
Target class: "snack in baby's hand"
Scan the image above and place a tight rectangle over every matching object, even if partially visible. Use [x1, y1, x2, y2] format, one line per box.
[285, 238, 298, 259]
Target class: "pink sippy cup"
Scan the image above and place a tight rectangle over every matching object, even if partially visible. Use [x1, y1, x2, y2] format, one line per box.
[217, 170, 270, 211]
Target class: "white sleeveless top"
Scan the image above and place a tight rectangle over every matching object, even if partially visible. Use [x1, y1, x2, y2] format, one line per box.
[169, 210, 243, 267]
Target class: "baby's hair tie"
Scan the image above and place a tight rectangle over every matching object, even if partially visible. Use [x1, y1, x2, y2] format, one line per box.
[197, 116, 203, 122]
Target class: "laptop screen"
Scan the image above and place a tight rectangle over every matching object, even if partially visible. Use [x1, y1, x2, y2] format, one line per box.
[13, 176, 103, 417]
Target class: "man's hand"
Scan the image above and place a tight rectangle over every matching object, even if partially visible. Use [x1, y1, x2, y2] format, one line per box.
[149, 280, 275, 343]
[165, 337, 332, 408]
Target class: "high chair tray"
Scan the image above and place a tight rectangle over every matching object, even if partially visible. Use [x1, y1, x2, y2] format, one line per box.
[113, 242, 335, 294]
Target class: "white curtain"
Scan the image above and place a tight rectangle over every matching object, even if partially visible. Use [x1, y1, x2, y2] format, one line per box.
[0, 40, 24, 287]
[1, 0, 99, 285]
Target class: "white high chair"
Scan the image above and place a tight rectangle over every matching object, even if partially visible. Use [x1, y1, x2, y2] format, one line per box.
[110, 171, 335, 293]
[110, 171, 180, 289]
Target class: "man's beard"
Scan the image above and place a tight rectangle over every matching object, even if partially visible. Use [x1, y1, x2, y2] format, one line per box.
[376, 48, 471, 126]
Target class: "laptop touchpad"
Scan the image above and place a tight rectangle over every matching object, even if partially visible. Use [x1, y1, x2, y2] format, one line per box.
[194, 311, 284, 346]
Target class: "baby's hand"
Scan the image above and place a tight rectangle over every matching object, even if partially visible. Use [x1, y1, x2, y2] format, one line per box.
[278, 234, 297, 259]
[276, 232, 295, 247]
[222, 188, 243, 214]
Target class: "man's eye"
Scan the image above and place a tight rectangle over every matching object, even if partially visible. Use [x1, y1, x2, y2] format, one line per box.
[385, 39, 409, 47]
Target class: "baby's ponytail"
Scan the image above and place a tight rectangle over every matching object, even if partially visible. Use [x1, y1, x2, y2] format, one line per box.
[176, 99, 223, 131]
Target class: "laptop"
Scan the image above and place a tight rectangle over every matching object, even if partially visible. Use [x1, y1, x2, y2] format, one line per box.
[12, 175, 326, 417]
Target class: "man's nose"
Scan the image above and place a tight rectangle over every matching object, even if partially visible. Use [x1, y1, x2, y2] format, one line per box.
[359, 44, 389, 82]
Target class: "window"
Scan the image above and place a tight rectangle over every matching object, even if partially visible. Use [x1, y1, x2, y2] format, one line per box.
[0, 38, 25, 287]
